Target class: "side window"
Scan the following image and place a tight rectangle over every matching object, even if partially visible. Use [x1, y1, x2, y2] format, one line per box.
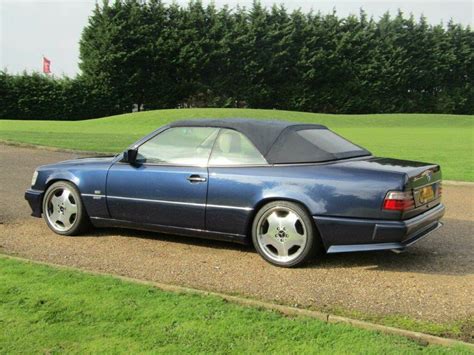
[137, 127, 219, 165]
[209, 129, 267, 166]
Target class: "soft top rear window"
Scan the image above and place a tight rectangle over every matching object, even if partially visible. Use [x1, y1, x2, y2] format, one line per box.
[266, 128, 371, 164]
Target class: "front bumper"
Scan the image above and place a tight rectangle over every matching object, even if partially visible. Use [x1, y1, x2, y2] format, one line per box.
[25, 189, 43, 217]
[314, 203, 445, 253]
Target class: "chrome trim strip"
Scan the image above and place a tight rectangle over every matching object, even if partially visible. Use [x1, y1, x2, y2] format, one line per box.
[412, 180, 442, 190]
[116, 161, 208, 168]
[107, 195, 202, 206]
[327, 243, 405, 253]
[271, 155, 374, 167]
[371, 224, 378, 241]
[105, 195, 253, 211]
[207, 204, 253, 211]
[118, 162, 271, 168]
[82, 193, 105, 200]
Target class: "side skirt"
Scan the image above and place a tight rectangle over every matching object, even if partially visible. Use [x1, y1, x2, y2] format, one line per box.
[89, 217, 249, 245]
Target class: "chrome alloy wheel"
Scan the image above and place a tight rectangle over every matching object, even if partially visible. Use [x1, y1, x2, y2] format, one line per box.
[256, 206, 308, 263]
[45, 186, 78, 232]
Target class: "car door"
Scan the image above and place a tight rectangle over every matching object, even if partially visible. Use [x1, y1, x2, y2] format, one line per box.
[106, 127, 219, 230]
[206, 129, 269, 235]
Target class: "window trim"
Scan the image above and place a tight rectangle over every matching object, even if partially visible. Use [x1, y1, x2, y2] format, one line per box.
[130, 126, 269, 168]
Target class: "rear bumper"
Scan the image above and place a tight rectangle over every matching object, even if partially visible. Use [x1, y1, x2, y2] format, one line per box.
[25, 189, 43, 217]
[314, 203, 445, 253]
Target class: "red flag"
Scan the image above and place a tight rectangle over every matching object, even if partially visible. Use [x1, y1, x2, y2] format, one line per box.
[43, 57, 51, 74]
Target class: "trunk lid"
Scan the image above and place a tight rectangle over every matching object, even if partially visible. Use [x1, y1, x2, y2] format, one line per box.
[335, 157, 442, 219]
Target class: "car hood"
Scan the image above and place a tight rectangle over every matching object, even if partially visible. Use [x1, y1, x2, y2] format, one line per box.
[38, 155, 117, 170]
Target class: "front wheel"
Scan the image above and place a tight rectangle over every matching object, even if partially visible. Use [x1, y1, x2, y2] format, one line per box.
[252, 201, 320, 267]
[42, 181, 89, 236]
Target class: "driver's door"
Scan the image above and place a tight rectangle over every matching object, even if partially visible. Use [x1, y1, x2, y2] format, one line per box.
[106, 127, 219, 230]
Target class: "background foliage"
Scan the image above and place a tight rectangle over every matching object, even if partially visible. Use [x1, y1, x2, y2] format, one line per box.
[1, 0, 473, 120]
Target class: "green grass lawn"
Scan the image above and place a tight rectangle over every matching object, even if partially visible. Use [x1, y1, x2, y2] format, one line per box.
[0, 256, 470, 354]
[0, 108, 473, 181]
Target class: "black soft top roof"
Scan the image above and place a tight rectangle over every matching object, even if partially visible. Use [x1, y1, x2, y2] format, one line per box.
[170, 118, 327, 155]
[169, 118, 370, 164]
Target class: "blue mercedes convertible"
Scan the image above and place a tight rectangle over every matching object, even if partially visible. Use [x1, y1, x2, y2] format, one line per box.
[25, 119, 444, 267]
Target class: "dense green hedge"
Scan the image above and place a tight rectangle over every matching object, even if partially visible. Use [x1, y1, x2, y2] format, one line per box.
[0, 72, 121, 120]
[1, 1, 473, 120]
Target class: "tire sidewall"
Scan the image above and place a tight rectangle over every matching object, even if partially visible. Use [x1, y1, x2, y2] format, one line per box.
[251, 201, 317, 267]
[42, 181, 86, 236]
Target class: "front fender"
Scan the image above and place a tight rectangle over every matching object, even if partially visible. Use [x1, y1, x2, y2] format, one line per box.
[44, 171, 80, 188]
[34, 166, 110, 219]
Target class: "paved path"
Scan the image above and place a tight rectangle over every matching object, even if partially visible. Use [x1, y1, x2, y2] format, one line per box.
[1, 144, 473, 336]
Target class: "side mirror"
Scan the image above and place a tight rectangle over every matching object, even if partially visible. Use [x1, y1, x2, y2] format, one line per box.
[123, 149, 138, 165]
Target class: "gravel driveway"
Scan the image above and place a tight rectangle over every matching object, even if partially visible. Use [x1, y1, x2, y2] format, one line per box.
[1, 144, 473, 335]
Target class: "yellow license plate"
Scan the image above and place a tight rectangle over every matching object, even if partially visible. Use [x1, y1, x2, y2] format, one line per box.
[420, 186, 435, 202]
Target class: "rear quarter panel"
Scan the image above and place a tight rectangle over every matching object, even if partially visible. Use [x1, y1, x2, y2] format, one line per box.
[206, 162, 405, 236]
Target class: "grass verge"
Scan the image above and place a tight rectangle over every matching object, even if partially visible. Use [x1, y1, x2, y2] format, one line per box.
[0, 256, 471, 354]
[324, 306, 473, 343]
[0, 108, 473, 181]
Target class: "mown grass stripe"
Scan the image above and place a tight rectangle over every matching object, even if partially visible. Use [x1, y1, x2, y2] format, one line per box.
[1, 108, 473, 181]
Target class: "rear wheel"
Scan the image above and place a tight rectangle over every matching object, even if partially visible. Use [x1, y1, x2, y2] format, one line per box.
[42, 181, 89, 236]
[252, 201, 320, 267]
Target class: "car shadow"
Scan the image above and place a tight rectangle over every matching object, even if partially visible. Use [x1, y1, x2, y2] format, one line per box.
[87, 227, 254, 253]
[314, 248, 473, 276]
[87, 217, 473, 276]
[309, 217, 474, 276]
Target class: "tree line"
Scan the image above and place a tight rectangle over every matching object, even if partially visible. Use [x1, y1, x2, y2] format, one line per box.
[1, 0, 473, 120]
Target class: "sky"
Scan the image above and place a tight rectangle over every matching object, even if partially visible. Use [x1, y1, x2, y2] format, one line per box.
[1, 0, 473, 77]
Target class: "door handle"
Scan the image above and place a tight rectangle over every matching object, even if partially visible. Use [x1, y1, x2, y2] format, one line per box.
[187, 174, 207, 183]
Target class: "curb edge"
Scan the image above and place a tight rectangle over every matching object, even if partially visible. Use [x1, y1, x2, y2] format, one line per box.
[443, 180, 474, 187]
[0, 140, 109, 156]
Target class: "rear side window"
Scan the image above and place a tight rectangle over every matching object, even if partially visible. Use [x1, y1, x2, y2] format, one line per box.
[137, 127, 219, 166]
[297, 129, 363, 154]
[209, 129, 267, 166]
[266, 128, 370, 164]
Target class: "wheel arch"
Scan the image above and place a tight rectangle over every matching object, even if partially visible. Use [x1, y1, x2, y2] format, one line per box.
[245, 197, 323, 242]
[44, 171, 80, 189]
[44, 177, 78, 190]
[41, 177, 82, 214]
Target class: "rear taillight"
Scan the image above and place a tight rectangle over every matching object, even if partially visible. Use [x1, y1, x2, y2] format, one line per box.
[383, 191, 415, 211]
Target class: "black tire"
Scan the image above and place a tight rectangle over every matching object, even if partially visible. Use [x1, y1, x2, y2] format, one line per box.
[251, 200, 321, 267]
[42, 181, 90, 236]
